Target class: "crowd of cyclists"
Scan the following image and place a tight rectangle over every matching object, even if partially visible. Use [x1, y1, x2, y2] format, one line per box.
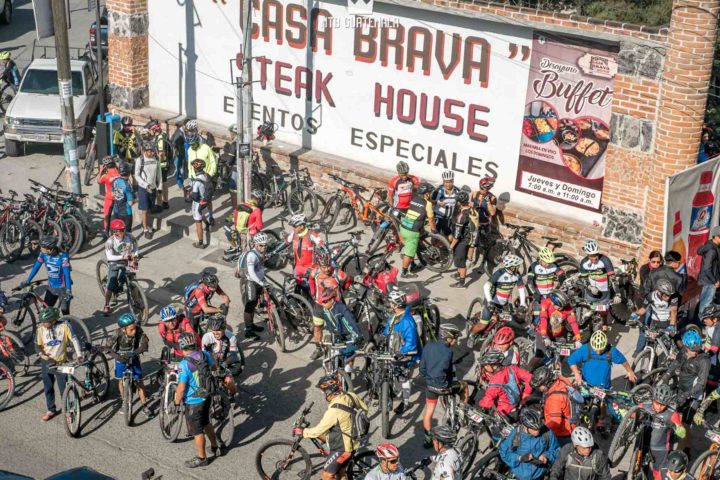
[4, 116, 720, 480]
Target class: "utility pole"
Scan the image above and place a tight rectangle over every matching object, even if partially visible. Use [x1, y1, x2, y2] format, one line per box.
[94, 0, 105, 116]
[236, 0, 253, 204]
[52, 0, 81, 194]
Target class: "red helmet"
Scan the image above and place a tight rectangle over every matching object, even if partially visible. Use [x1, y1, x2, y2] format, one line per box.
[376, 443, 400, 459]
[493, 326, 515, 345]
[479, 176, 496, 189]
[110, 219, 126, 231]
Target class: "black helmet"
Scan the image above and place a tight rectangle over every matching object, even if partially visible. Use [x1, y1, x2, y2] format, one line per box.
[317, 374, 341, 396]
[666, 450, 688, 473]
[418, 183, 434, 195]
[655, 279, 674, 296]
[520, 408, 543, 430]
[479, 350, 505, 366]
[118, 161, 132, 176]
[178, 332, 197, 350]
[191, 158, 206, 171]
[653, 384, 676, 405]
[39, 235, 58, 249]
[456, 191, 470, 205]
[201, 273, 219, 289]
[121, 116, 133, 127]
[142, 140, 156, 152]
[250, 190, 264, 202]
[39, 306, 60, 323]
[396, 161, 409, 175]
[701, 304, 720, 320]
[102, 155, 116, 167]
[207, 314, 226, 332]
[530, 366, 554, 389]
[430, 425, 456, 445]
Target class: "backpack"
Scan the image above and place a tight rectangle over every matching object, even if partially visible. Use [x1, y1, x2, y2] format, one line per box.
[112, 177, 128, 202]
[331, 394, 370, 442]
[192, 175, 215, 202]
[185, 352, 215, 399]
[234, 203, 255, 234]
[565, 448, 602, 477]
[183, 281, 202, 306]
[489, 366, 521, 406]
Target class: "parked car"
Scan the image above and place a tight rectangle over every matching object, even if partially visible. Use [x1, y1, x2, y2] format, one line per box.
[89, 7, 108, 54]
[0, 0, 11, 25]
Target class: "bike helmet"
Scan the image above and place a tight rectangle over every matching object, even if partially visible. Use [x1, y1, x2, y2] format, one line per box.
[289, 213, 306, 227]
[110, 219, 126, 231]
[666, 450, 688, 473]
[317, 287, 337, 304]
[571, 426, 594, 448]
[653, 384, 676, 405]
[376, 443, 400, 459]
[493, 326, 515, 345]
[146, 119, 162, 132]
[503, 254, 523, 269]
[396, 161, 409, 175]
[178, 332, 197, 350]
[430, 425, 456, 445]
[160, 305, 178, 322]
[228, 124, 238, 134]
[253, 232, 268, 245]
[549, 289, 571, 308]
[439, 323, 461, 340]
[142, 140, 155, 152]
[185, 119, 198, 131]
[442, 170, 455, 181]
[121, 116, 133, 128]
[39, 235, 58, 249]
[589, 331, 607, 353]
[39, 306, 60, 323]
[102, 155, 116, 167]
[701, 304, 720, 320]
[315, 249, 331, 266]
[530, 366, 555, 389]
[388, 288, 406, 306]
[456, 191, 470, 205]
[479, 349, 505, 366]
[191, 158, 206, 171]
[186, 132, 201, 145]
[520, 408, 543, 430]
[250, 190, 264, 202]
[582, 240, 600, 255]
[655, 278, 675, 296]
[207, 314, 226, 332]
[538, 247, 556, 264]
[478, 176, 495, 189]
[0, 51, 10, 60]
[201, 273, 219, 289]
[682, 329, 702, 351]
[118, 161, 132, 176]
[317, 374, 341, 395]
[418, 183, 434, 195]
[118, 313, 135, 328]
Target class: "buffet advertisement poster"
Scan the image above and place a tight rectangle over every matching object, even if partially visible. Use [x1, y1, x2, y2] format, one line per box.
[515, 32, 618, 212]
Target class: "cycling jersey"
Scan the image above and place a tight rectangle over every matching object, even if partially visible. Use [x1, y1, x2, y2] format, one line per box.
[488, 268, 525, 306]
[400, 194, 432, 233]
[105, 234, 139, 263]
[111, 177, 135, 216]
[579, 255, 615, 293]
[432, 186, 459, 218]
[109, 326, 149, 356]
[186, 283, 227, 315]
[2, 59, 21, 87]
[420, 341, 454, 389]
[307, 266, 350, 302]
[471, 192, 496, 224]
[364, 464, 407, 480]
[201, 329, 239, 364]
[537, 297, 580, 339]
[451, 207, 477, 241]
[383, 306, 421, 361]
[479, 365, 533, 415]
[98, 167, 120, 203]
[233, 202, 263, 235]
[35, 321, 82, 363]
[526, 261, 565, 297]
[430, 448, 463, 480]
[158, 317, 198, 358]
[26, 252, 72, 291]
[239, 249, 265, 286]
[642, 291, 678, 324]
[178, 350, 214, 405]
[388, 175, 419, 210]
[287, 228, 324, 278]
[638, 401, 683, 451]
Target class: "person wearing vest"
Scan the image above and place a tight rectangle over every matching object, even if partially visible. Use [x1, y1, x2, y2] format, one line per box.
[223, 191, 264, 255]
[478, 350, 532, 417]
[294, 375, 368, 480]
[449, 190, 476, 289]
[531, 367, 582, 445]
[499, 408, 559, 480]
[98, 155, 120, 238]
[398, 183, 435, 279]
[146, 120, 172, 210]
[113, 116, 140, 163]
[237, 232, 268, 340]
[135, 140, 162, 239]
[550, 426, 611, 480]
[388, 161, 420, 213]
[569, 330, 636, 389]
[277, 213, 327, 285]
[432, 170, 459, 237]
[187, 132, 218, 225]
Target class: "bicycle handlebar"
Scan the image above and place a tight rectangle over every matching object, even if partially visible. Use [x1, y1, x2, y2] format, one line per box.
[12, 279, 46, 291]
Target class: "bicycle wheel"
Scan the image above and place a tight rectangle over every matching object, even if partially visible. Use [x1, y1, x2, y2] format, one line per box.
[465, 298, 484, 342]
[321, 195, 342, 232]
[468, 451, 507, 480]
[96, 260, 109, 296]
[630, 384, 654, 404]
[282, 294, 313, 350]
[6, 297, 37, 344]
[0, 219, 24, 262]
[608, 406, 640, 467]
[128, 280, 150, 325]
[456, 433, 479, 478]
[381, 380, 391, 438]
[267, 307, 287, 352]
[288, 187, 318, 219]
[630, 349, 653, 386]
[0, 360, 14, 411]
[87, 350, 110, 401]
[0, 83, 15, 114]
[332, 203, 357, 233]
[62, 316, 91, 356]
[417, 232, 452, 272]
[58, 216, 84, 256]
[123, 375, 133, 426]
[339, 369, 354, 393]
[347, 451, 377, 480]
[41, 219, 64, 244]
[211, 390, 235, 446]
[255, 439, 312, 480]
[691, 448, 720, 480]
[21, 219, 42, 258]
[0, 331, 29, 377]
[357, 343, 376, 397]
[83, 142, 97, 186]
[159, 382, 183, 442]
[62, 384, 82, 438]
[341, 253, 368, 280]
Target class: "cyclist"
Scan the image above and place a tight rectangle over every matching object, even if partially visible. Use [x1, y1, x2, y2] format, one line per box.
[660, 329, 710, 423]
[237, 232, 268, 340]
[110, 161, 135, 230]
[97, 155, 120, 238]
[145, 119, 172, 210]
[113, 116, 140, 162]
[0, 51, 21, 88]
[469, 176, 498, 270]
[531, 366, 584, 445]
[492, 326, 522, 366]
[21, 236, 73, 315]
[478, 350, 533, 417]
[397, 182, 436, 279]
[568, 330, 636, 389]
[294, 375, 369, 480]
[170, 119, 188, 189]
[307, 249, 352, 305]
[420, 323, 465, 448]
[364, 443, 406, 480]
[311, 287, 362, 368]
[432, 170, 459, 237]
[174, 331, 222, 468]
[448, 190, 476, 289]
[527, 247, 566, 325]
[468, 253, 527, 346]
[35, 307, 83, 421]
[103, 219, 139, 316]
[695, 379, 720, 426]
[387, 161, 420, 213]
[134, 140, 161, 239]
[529, 289, 581, 371]
[190, 158, 214, 249]
[187, 131, 217, 225]
[645, 251, 686, 300]
[578, 239, 620, 306]
[278, 213, 326, 285]
[659, 451, 690, 480]
[425, 425, 462, 480]
[158, 304, 199, 360]
[110, 313, 152, 417]
[636, 384, 686, 479]
[382, 288, 421, 416]
[630, 278, 678, 355]
[700, 304, 720, 382]
[498, 408, 559, 480]
[223, 190, 264, 255]
[201, 313, 242, 400]
[184, 272, 230, 333]
[550, 426, 611, 480]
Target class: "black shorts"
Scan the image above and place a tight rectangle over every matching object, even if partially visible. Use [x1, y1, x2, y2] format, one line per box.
[453, 238, 470, 268]
[425, 382, 463, 403]
[160, 166, 168, 183]
[243, 280, 263, 304]
[323, 451, 352, 474]
[185, 400, 211, 436]
[44, 288, 70, 315]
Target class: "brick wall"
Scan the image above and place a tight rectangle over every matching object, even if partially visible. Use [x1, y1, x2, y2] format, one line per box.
[107, 0, 149, 109]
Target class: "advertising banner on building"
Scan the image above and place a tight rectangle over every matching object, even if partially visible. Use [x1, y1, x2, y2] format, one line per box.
[515, 32, 618, 212]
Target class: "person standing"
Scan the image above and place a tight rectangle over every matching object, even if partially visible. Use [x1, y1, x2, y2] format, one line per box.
[113, 116, 140, 163]
[448, 190, 475, 289]
[190, 159, 214, 249]
[21, 236, 73, 315]
[97, 156, 120, 238]
[697, 226, 720, 315]
[469, 176, 498, 270]
[187, 132, 218, 225]
[111, 161, 136, 231]
[387, 161, 420, 213]
[146, 119, 172, 210]
[135, 140, 162, 239]
[397, 183, 435, 279]
[237, 233, 268, 340]
[639, 250, 663, 297]
[170, 120, 187, 190]
[432, 170, 459, 237]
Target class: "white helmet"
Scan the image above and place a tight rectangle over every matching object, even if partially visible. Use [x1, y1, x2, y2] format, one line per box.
[503, 254, 523, 269]
[388, 288, 406, 306]
[253, 232, 268, 245]
[289, 213, 306, 227]
[442, 170, 454, 181]
[185, 119, 198, 131]
[571, 426, 594, 448]
[583, 239, 600, 255]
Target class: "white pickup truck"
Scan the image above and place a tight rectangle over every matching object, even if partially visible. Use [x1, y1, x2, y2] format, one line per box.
[3, 58, 100, 157]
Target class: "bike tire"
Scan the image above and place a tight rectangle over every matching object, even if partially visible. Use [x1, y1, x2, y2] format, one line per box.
[365, 224, 389, 256]
[159, 382, 183, 442]
[381, 380, 391, 439]
[629, 349, 653, 387]
[95, 259, 109, 297]
[608, 405, 640, 467]
[417, 231, 452, 272]
[341, 252, 368, 280]
[347, 450, 377, 480]
[424, 304, 441, 343]
[21, 219, 42, 259]
[0, 360, 15, 411]
[255, 439, 312, 480]
[0, 83, 16, 114]
[128, 280, 150, 325]
[321, 195, 342, 232]
[556, 256, 579, 276]
[124, 375, 133, 426]
[0, 219, 24, 263]
[7, 297, 37, 345]
[288, 187, 318, 219]
[358, 343, 376, 398]
[283, 293, 313, 349]
[62, 383, 82, 438]
[629, 384, 654, 404]
[457, 433, 480, 478]
[691, 448, 720, 480]
[59, 216, 84, 256]
[465, 298, 484, 344]
[88, 350, 110, 401]
[268, 307, 287, 353]
[468, 450, 505, 480]
[332, 203, 357, 233]
[41, 219, 64, 244]
[61, 316, 92, 357]
[211, 390, 235, 446]
[83, 142, 97, 186]
[339, 369, 354, 393]
[0, 330, 29, 377]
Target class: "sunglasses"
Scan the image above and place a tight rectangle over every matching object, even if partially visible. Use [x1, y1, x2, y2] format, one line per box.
[386, 459, 399, 465]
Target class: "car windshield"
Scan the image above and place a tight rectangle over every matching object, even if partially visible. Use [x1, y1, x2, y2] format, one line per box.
[19, 69, 84, 95]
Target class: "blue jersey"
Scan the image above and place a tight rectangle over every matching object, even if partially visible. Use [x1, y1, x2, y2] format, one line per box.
[27, 252, 72, 291]
[111, 177, 134, 216]
[178, 350, 214, 405]
[383, 306, 421, 361]
[568, 344, 626, 389]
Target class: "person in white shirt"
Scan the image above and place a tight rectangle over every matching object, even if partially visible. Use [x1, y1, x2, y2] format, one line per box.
[134, 141, 162, 239]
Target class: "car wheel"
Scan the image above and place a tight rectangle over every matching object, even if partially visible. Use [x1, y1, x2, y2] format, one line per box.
[5, 138, 22, 157]
[0, 0, 11, 25]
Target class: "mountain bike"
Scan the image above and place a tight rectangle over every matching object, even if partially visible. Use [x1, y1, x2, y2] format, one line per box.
[455, 403, 514, 478]
[158, 357, 183, 442]
[610, 257, 642, 323]
[320, 173, 389, 233]
[607, 406, 658, 476]
[691, 423, 720, 480]
[629, 323, 679, 386]
[102, 348, 144, 426]
[328, 229, 370, 279]
[465, 302, 527, 353]
[96, 258, 150, 325]
[0, 321, 29, 377]
[255, 284, 289, 352]
[264, 275, 313, 353]
[209, 368, 236, 447]
[253, 162, 319, 219]
[255, 401, 376, 479]
[321, 336, 354, 393]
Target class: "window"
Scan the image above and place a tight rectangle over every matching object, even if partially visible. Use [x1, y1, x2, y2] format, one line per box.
[19, 69, 85, 95]
[84, 66, 94, 92]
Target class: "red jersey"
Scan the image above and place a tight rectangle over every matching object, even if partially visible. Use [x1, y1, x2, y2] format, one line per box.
[233, 202, 264, 236]
[388, 175, 419, 210]
[287, 228, 324, 278]
[478, 365, 533, 415]
[307, 266, 351, 302]
[538, 297, 580, 340]
[157, 317, 199, 358]
[186, 283, 226, 316]
[98, 167, 120, 203]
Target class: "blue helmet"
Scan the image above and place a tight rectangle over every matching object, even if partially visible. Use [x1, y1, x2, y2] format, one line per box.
[118, 313, 136, 328]
[160, 305, 178, 322]
[682, 329, 702, 351]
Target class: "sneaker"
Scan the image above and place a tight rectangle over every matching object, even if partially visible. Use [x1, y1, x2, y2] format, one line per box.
[310, 346, 324, 360]
[244, 329, 260, 341]
[467, 334, 478, 349]
[185, 457, 209, 468]
[248, 324, 264, 333]
[42, 410, 58, 421]
[162, 202, 170, 210]
[451, 272, 461, 280]
[450, 279, 466, 289]
[207, 217, 215, 226]
[144, 230, 153, 240]
[212, 443, 226, 458]
[394, 402, 408, 416]
[142, 404, 155, 418]
[193, 241, 207, 249]
[103, 304, 111, 316]
[401, 271, 418, 279]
